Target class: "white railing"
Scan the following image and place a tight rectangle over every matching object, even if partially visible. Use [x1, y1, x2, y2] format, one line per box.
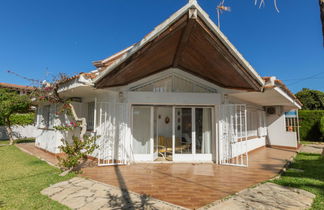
[95, 102, 129, 166]
[219, 104, 248, 167]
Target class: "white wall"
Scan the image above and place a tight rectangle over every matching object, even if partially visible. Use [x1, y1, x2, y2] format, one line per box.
[232, 137, 266, 157]
[267, 113, 298, 148]
[0, 125, 42, 140]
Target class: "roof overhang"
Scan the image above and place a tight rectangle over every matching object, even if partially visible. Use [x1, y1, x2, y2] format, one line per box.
[94, 0, 264, 91]
[229, 87, 302, 109]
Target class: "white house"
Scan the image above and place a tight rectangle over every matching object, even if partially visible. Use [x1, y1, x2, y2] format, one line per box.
[34, 0, 301, 167]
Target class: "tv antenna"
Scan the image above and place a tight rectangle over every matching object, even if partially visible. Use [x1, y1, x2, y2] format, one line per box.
[216, 0, 231, 29]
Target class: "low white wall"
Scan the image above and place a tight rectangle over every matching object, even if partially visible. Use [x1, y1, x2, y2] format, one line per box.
[267, 114, 297, 148]
[35, 129, 61, 153]
[230, 137, 266, 158]
[35, 128, 81, 154]
[0, 125, 42, 140]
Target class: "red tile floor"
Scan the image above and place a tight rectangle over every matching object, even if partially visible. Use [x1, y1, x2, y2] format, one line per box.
[17, 144, 296, 209]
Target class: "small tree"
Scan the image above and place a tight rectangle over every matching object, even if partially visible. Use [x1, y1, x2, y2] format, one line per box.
[296, 88, 324, 110]
[0, 89, 31, 145]
[8, 71, 95, 174]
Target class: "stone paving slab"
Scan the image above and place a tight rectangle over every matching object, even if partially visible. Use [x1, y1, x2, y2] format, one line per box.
[198, 182, 315, 210]
[41, 177, 187, 210]
[300, 144, 324, 154]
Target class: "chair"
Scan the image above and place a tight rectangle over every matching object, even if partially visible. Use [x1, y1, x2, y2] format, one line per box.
[158, 136, 172, 159]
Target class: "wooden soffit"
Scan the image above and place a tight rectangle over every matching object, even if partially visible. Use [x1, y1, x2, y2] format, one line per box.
[95, 12, 262, 91]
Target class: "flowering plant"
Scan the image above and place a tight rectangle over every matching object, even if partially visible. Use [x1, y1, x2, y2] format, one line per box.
[54, 121, 81, 131]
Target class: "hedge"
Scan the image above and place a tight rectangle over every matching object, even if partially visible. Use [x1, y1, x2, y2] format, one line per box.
[0, 113, 35, 126]
[298, 110, 324, 141]
[320, 116, 324, 138]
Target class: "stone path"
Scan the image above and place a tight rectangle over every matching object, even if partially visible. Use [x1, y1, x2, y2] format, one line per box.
[41, 177, 187, 210]
[300, 143, 324, 154]
[199, 182, 315, 210]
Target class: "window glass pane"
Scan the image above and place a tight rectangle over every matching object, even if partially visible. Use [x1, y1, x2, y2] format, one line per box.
[175, 108, 192, 154]
[87, 102, 95, 130]
[43, 105, 50, 128]
[133, 106, 151, 154]
[196, 108, 212, 154]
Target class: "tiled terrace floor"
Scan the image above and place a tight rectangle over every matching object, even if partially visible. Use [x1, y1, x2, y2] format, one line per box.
[82, 147, 296, 209]
[17, 144, 296, 209]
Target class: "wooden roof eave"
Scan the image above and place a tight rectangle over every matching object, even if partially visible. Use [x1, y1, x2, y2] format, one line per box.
[93, 1, 196, 85]
[94, 0, 265, 91]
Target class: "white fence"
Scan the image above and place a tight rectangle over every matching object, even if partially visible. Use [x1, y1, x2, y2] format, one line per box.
[95, 102, 129, 166]
[219, 104, 248, 167]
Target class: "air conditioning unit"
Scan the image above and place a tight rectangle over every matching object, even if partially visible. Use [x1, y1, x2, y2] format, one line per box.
[265, 106, 283, 115]
[266, 107, 276, 115]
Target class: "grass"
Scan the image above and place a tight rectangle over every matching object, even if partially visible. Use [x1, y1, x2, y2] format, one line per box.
[0, 138, 35, 145]
[0, 145, 75, 209]
[272, 153, 324, 210]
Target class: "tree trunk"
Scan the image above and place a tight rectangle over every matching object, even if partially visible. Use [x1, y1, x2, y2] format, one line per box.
[320, 0, 324, 46]
[69, 103, 87, 142]
[5, 120, 14, 145]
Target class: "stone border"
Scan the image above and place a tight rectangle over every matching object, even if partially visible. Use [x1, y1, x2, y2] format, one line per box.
[42, 177, 188, 210]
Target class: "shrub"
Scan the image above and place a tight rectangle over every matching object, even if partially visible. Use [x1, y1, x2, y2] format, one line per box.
[298, 110, 324, 141]
[0, 113, 35, 126]
[10, 113, 35, 126]
[320, 116, 324, 140]
[57, 135, 98, 172]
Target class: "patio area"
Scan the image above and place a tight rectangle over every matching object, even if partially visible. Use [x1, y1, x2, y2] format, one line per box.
[82, 147, 296, 209]
[17, 144, 296, 209]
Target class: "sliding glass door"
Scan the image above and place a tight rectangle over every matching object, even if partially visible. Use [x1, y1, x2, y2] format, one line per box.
[173, 107, 213, 161]
[195, 108, 212, 154]
[132, 105, 213, 162]
[175, 108, 192, 154]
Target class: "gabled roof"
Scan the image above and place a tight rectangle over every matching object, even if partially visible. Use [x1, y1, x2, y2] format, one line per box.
[93, 0, 265, 91]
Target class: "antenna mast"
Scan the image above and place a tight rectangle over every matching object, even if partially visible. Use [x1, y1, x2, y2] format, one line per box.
[216, 0, 231, 29]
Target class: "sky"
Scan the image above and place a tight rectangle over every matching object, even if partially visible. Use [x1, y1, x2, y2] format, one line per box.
[0, 0, 323, 93]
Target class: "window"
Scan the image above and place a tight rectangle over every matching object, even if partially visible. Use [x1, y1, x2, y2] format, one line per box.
[42, 105, 50, 128]
[87, 102, 95, 131]
[37, 105, 56, 129]
[285, 111, 298, 132]
[130, 74, 217, 93]
[247, 110, 258, 137]
[258, 111, 267, 137]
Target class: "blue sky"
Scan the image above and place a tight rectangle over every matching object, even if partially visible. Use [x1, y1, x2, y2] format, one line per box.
[0, 0, 323, 93]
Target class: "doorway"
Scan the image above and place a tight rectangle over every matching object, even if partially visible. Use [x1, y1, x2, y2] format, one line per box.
[132, 105, 213, 162]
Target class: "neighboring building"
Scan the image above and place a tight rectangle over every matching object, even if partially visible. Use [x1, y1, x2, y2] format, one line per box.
[0, 82, 34, 95]
[34, 1, 301, 167]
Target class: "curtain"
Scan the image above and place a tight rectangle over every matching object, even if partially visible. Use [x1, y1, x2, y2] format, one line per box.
[132, 107, 151, 154]
[202, 108, 211, 154]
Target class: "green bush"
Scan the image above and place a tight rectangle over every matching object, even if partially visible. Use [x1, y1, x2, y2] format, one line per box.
[299, 110, 324, 141]
[320, 116, 324, 139]
[0, 113, 35, 126]
[58, 135, 98, 172]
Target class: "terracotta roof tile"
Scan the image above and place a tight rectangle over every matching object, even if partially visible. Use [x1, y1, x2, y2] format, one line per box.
[0, 82, 35, 91]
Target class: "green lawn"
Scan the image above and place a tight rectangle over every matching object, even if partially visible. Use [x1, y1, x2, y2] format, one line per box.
[272, 153, 324, 210]
[0, 145, 75, 209]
